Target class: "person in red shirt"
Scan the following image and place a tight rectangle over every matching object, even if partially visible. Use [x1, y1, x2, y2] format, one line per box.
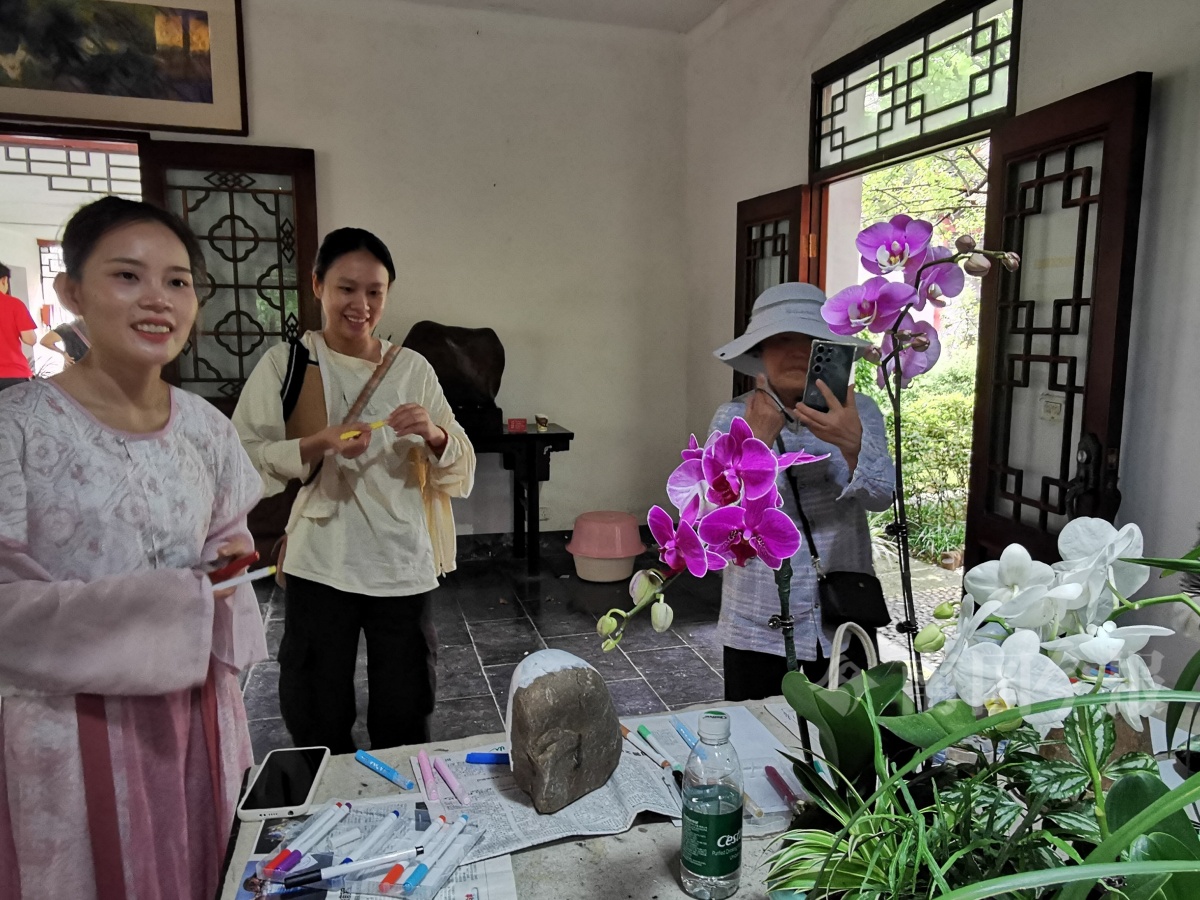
[0, 263, 37, 391]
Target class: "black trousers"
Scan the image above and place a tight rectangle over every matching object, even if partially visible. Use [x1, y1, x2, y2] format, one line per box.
[723, 634, 875, 702]
[278, 576, 438, 754]
[0, 377, 30, 392]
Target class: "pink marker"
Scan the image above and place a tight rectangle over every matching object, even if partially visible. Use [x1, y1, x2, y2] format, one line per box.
[417, 749, 438, 800]
[433, 756, 471, 806]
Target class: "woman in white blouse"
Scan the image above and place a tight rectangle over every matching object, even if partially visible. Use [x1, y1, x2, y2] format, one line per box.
[233, 228, 475, 752]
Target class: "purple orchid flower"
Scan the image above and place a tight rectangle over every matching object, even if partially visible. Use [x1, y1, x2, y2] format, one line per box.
[701, 416, 778, 505]
[856, 214, 934, 277]
[648, 505, 723, 576]
[877, 313, 942, 389]
[912, 246, 964, 309]
[698, 491, 801, 569]
[822, 276, 915, 336]
[666, 458, 706, 523]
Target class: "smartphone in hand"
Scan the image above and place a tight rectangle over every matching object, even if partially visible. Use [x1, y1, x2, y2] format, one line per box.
[802, 340, 857, 413]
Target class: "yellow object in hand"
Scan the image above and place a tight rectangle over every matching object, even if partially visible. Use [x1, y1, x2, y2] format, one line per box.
[340, 420, 387, 440]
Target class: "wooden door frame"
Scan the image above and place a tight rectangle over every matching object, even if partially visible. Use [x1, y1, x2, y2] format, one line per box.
[964, 72, 1152, 566]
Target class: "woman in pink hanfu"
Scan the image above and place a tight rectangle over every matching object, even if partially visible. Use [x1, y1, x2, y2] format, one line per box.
[0, 197, 268, 899]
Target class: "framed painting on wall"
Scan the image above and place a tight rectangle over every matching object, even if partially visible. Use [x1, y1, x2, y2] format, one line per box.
[0, 0, 247, 135]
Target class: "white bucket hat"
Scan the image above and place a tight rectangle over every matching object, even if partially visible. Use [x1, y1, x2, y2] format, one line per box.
[713, 282, 868, 377]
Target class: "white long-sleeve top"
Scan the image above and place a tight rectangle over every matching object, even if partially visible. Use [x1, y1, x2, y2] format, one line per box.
[233, 332, 476, 596]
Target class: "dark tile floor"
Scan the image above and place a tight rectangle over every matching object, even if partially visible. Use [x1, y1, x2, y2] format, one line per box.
[242, 542, 725, 761]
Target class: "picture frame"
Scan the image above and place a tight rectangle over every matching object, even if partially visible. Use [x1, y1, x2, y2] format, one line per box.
[0, 0, 248, 136]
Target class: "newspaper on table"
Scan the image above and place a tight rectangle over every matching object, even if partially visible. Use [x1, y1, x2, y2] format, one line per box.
[235, 797, 516, 900]
[406, 704, 802, 866]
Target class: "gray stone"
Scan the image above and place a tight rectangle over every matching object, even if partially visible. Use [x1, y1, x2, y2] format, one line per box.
[507, 650, 622, 814]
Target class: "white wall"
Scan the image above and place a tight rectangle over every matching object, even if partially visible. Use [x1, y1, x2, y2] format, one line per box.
[684, 0, 1200, 679]
[218, 0, 688, 533]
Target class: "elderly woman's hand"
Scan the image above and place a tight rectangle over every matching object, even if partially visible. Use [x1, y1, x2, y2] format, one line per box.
[795, 381, 863, 476]
[745, 374, 788, 447]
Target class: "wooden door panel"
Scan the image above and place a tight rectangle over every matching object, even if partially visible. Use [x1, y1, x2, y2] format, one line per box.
[965, 73, 1151, 567]
[140, 141, 319, 413]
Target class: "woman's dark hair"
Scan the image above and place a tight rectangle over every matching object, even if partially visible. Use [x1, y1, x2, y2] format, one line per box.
[314, 227, 396, 285]
[61, 196, 207, 281]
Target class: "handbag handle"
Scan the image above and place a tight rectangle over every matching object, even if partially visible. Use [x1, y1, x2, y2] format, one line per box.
[775, 436, 824, 576]
[827, 621, 879, 689]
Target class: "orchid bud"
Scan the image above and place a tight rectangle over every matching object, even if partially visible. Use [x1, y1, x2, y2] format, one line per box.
[601, 637, 619, 653]
[963, 253, 992, 277]
[597, 614, 619, 638]
[999, 251, 1021, 272]
[909, 333, 931, 353]
[629, 569, 664, 605]
[651, 600, 674, 633]
[862, 345, 882, 364]
[913, 623, 946, 653]
[954, 234, 976, 253]
[933, 601, 957, 620]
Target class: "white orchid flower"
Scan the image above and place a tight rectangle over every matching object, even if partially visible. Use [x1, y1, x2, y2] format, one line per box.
[994, 581, 1086, 632]
[1053, 518, 1149, 625]
[1042, 621, 1173, 668]
[952, 630, 1076, 736]
[1105, 653, 1162, 732]
[926, 597, 1003, 704]
[964, 543, 1055, 607]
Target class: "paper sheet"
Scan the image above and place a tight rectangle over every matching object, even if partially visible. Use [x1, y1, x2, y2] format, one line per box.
[239, 800, 517, 900]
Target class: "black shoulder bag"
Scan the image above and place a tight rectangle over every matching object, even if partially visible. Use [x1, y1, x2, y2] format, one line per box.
[777, 440, 892, 630]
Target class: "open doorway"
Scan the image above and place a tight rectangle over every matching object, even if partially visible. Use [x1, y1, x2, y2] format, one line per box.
[0, 133, 141, 376]
[824, 138, 989, 574]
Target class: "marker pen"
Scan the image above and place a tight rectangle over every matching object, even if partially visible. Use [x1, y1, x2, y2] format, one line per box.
[340, 809, 399, 864]
[277, 802, 351, 873]
[402, 814, 469, 892]
[267, 801, 342, 872]
[765, 765, 801, 808]
[211, 565, 276, 591]
[417, 749, 438, 800]
[670, 715, 707, 759]
[465, 751, 510, 765]
[282, 845, 421, 888]
[380, 818, 447, 895]
[637, 724, 678, 770]
[619, 724, 666, 768]
[433, 756, 471, 805]
[355, 749, 415, 790]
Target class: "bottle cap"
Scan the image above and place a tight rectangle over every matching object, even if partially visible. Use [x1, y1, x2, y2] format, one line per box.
[698, 710, 730, 743]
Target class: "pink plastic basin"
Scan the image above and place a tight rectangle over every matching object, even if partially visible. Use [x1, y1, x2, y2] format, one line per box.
[566, 511, 646, 583]
[566, 511, 645, 559]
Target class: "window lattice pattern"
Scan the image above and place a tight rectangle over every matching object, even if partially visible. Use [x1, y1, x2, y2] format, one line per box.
[38, 241, 65, 315]
[165, 169, 301, 399]
[0, 142, 141, 198]
[816, 1, 1014, 170]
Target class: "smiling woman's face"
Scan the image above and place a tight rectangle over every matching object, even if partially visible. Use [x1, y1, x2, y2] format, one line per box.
[54, 219, 198, 372]
[760, 331, 813, 399]
[315, 249, 389, 351]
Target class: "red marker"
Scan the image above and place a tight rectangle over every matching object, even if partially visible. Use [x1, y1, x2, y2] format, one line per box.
[764, 765, 800, 808]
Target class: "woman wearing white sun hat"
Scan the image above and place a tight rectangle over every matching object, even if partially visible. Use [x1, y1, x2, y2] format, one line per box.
[710, 282, 896, 700]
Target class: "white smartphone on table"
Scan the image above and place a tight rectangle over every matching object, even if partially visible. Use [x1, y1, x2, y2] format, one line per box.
[236, 745, 331, 821]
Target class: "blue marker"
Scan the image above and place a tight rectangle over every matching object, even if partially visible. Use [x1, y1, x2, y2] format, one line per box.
[670, 715, 706, 759]
[465, 752, 510, 765]
[355, 749, 415, 790]
[402, 814, 469, 892]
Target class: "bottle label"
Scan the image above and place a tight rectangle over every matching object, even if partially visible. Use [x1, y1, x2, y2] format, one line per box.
[681, 806, 742, 877]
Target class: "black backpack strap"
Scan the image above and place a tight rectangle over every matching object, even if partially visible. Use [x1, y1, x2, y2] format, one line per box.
[279, 339, 316, 421]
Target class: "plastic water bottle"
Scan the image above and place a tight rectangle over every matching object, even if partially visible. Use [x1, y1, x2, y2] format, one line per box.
[681, 710, 743, 899]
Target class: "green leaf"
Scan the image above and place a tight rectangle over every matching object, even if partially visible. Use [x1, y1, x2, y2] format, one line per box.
[1104, 751, 1160, 780]
[839, 661, 909, 714]
[1065, 702, 1115, 767]
[1046, 807, 1103, 844]
[878, 699, 978, 749]
[1167, 647, 1200, 741]
[1108, 772, 1200, 851]
[1129, 832, 1200, 900]
[779, 751, 850, 820]
[1010, 757, 1092, 801]
[1123, 555, 1200, 575]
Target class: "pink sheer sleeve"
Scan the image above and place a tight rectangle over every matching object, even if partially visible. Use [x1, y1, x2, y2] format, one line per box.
[0, 539, 215, 696]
